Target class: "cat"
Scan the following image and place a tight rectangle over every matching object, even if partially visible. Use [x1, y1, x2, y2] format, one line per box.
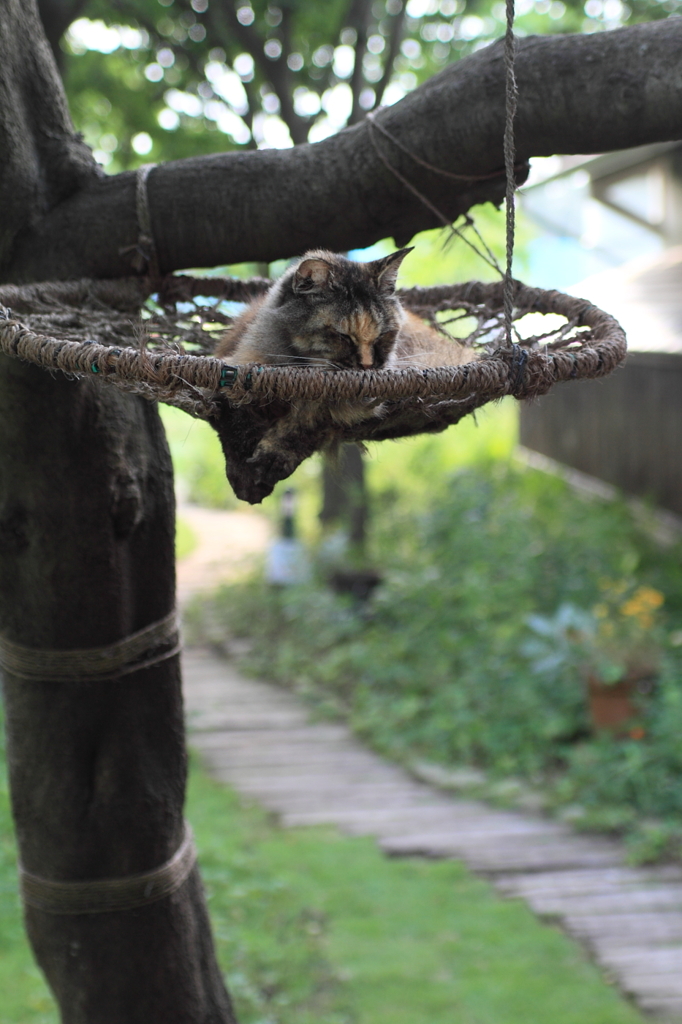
[214, 248, 474, 470]
[215, 247, 474, 379]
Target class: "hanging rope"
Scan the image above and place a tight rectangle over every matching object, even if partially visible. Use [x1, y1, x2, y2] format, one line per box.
[503, 0, 519, 346]
[367, 4, 520, 342]
[366, 112, 503, 275]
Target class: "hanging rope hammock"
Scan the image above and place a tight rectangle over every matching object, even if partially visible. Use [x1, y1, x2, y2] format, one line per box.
[0, 0, 626, 503]
[0, 275, 625, 501]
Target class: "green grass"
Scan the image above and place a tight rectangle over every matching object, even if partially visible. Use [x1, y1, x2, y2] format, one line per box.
[0, 731, 644, 1024]
[233, 836, 640, 1024]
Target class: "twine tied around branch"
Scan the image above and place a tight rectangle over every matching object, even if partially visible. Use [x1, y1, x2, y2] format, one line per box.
[119, 162, 161, 283]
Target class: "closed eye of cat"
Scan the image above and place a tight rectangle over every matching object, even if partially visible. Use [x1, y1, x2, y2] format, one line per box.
[333, 331, 353, 343]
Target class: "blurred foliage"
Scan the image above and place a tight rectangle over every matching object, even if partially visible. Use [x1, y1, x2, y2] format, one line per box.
[186, 437, 682, 861]
[161, 405, 242, 508]
[40, 0, 681, 173]
[175, 515, 199, 557]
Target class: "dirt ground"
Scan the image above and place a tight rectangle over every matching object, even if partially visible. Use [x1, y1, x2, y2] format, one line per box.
[176, 504, 272, 606]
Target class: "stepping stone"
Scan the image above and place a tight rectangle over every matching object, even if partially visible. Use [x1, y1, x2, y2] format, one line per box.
[519, 887, 682, 918]
[565, 912, 682, 947]
[494, 865, 682, 898]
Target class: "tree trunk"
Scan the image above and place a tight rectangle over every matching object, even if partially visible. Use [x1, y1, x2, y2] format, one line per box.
[320, 446, 368, 551]
[0, 363, 235, 1024]
[0, 2, 234, 1019]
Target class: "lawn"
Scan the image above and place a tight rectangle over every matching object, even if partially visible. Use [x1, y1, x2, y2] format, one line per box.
[0, 729, 644, 1024]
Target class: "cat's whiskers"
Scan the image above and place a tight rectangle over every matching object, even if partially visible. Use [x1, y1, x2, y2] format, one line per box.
[249, 351, 340, 369]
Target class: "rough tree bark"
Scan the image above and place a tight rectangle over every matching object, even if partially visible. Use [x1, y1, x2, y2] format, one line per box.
[2, 0, 682, 1020]
[0, 368, 235, 1024]
[0, 1, 235, 1020]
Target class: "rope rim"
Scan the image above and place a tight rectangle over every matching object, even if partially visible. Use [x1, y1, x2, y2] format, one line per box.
[0, 276, 626, 412]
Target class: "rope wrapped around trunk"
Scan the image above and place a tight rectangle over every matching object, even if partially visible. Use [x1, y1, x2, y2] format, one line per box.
[0, 610, 179, 682]
[20, 822, 196, 915]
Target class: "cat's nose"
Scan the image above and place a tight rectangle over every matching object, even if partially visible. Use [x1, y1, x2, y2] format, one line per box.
[358, 340, 374, 369]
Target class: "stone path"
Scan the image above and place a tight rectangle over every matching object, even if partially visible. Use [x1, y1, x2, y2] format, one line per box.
[183, 647, 682, 1022]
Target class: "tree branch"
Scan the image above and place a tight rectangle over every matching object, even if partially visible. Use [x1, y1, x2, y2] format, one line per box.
[276, 4, 308, 146]
[4, 20, 682, 281]
[210, 1, 309, 146]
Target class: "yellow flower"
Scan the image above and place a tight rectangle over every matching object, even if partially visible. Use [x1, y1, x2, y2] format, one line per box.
[620, 587, 664, 623]
[636, 586, 664, 609]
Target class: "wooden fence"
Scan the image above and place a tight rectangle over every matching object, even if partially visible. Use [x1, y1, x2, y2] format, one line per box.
[519, 352, 682, 515]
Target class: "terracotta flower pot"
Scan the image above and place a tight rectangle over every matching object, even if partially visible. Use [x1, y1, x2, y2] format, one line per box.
[586, 668, 654, 733]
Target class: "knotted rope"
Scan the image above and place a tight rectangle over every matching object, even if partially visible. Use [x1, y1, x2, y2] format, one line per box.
[119, 162, 161, 283]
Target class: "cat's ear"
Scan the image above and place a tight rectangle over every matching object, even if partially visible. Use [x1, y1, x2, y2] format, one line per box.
[293, 257, 334, 294]
[368, 247, 414, 294]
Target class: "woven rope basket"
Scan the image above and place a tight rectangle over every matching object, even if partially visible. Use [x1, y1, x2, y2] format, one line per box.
[0, 274, 626, 503]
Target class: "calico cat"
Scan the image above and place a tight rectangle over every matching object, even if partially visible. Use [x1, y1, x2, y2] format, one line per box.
[215, 248, 474, 377]
[214, 248, 474, 468]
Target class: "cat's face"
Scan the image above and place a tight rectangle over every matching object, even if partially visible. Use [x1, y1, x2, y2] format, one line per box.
[279, 248, 412, 370]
